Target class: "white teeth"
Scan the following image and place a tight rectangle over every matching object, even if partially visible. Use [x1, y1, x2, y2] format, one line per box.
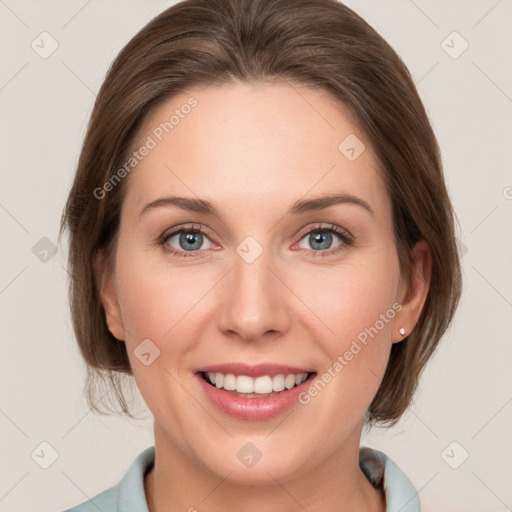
[272, 374, 285, 392]
[223, 373, 236, 391]
[236, 375, 254, 393]
[285, 374, 296, 389]
[253, 375, 273, 394]
[205, 372, 310, 394]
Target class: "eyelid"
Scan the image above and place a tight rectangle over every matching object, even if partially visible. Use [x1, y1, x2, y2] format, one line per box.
[158, 223, 212, 243]
[295, 223, 353, 244]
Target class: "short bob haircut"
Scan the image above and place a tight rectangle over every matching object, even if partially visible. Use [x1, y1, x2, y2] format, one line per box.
[60, 0, 462, 426]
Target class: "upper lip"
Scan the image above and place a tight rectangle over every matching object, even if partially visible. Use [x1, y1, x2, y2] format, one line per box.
[196, 363, 315, 378]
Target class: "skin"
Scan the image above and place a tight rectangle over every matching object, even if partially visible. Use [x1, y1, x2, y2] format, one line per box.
[95, 81, 431, 512]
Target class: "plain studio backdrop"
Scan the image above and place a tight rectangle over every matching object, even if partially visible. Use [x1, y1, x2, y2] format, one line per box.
[0, 1, 511, 511]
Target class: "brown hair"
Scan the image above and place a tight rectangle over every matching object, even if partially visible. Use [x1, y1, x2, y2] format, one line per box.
[59, 0, 462, 426]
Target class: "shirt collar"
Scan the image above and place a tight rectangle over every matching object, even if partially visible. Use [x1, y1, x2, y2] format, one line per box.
[360, 446, 421, 512]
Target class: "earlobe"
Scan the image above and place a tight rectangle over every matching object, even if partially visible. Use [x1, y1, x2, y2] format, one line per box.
[393, 240, 431, 343]
[92, 250, 125, 341]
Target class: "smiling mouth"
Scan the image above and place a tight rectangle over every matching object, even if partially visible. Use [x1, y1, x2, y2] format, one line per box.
[199, 371, 316, 398]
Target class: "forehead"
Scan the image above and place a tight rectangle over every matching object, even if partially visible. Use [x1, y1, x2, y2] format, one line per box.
[124, 81, 388, 218]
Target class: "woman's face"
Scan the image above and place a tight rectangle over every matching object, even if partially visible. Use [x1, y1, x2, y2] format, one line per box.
[100, 81, 420, 483]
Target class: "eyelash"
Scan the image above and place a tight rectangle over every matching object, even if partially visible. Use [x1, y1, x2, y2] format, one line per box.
[157, 223, 354, 258]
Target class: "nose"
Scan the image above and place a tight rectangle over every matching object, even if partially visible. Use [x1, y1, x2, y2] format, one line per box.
[216, 246, 291, 343]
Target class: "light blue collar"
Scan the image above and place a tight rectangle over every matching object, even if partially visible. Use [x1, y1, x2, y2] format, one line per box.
[360, 446, 420, 511]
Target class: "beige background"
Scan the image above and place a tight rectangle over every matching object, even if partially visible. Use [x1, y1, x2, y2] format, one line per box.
[1, 1, 511, 510]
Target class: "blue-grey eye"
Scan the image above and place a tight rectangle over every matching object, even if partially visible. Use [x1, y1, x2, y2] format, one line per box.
[298, 229, 343, 251]
[166, 230, 213, 252]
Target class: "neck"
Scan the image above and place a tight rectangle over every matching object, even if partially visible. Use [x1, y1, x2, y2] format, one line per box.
[145, 421, 385, 512]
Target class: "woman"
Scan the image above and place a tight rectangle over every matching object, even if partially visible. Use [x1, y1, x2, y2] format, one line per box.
[59, 0, 462, 510]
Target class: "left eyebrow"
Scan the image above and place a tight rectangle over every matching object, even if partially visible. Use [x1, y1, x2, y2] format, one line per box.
[138, 192, 374, 221]
[288, 193, 374, 217]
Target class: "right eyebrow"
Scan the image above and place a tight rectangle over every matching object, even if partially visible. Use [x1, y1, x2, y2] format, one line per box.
[139, 196, 217, 220]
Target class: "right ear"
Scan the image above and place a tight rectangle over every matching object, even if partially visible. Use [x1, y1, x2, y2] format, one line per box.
[92, 250, 125, 341]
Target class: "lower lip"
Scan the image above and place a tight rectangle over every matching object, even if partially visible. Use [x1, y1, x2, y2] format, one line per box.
[196, 373, 313, 421]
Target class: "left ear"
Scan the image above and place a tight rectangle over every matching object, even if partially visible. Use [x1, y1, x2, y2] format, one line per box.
[393, 239, 432, 343]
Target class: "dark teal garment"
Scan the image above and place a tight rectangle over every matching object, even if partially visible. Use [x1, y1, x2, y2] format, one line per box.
[62, 445, 420, 511]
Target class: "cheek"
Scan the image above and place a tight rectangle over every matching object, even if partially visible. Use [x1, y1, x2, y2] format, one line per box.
[291, 275, 399, 435]
[300, 257, 400, 352]
[115, 248, 209, 344]
[295, 254, 401, 410]
[113, 255, 208, 421]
